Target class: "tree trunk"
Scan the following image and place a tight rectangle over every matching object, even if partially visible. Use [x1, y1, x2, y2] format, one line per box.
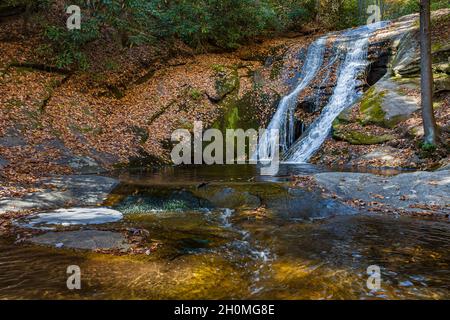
[419, 0, 437, 145]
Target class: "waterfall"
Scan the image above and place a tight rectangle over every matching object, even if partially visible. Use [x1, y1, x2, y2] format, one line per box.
[253, 37, 327, 161]
[284, 22, 388, 163]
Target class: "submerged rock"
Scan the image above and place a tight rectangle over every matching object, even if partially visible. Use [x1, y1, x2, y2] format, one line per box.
[115, 190, 211, 214]
[194, 186, 261, 210]
[17, 207, 123, 229]
[267, 187, 357, 220]
[30, 230, 130, 250]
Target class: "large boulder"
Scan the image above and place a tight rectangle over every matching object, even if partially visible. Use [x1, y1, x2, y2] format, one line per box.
[0, 175, 119, 214]
[314, 170, 450, 214]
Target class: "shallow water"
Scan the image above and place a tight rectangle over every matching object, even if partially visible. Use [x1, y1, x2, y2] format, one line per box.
[0, 165, 448, 299]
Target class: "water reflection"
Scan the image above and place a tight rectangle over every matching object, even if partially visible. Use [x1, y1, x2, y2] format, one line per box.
[0, 166, 446, 300]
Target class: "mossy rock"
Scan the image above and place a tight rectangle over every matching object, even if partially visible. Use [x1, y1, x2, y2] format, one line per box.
[213, 66, 240, 101]
[434, 73, 450, 93]
[359, 87, 387, 126]
[333, 124, 395, 145]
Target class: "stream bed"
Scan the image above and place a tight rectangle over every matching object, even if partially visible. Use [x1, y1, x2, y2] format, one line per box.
[0, 165, 449, 299]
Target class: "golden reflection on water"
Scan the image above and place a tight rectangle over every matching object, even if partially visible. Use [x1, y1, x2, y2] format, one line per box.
[0, 208, 449, 299]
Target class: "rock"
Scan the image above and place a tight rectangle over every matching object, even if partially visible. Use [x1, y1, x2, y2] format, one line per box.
[333, 125, 395, 145]
[17, 207, 123, 229]
[0, 175, 119, 214]
[434, 74, 450, 93]
[66, 155, 106, 174]
[314, 170, 450, 215]
[36, 139, 107, 174]
[359, 146, 404, 163]
[206, 66, 239, 102]
[115, 190, 211, 214]
[0, 128, 25, 147]
[267, 187, 357, 220]
[358, 79, 420, 128]
[0, 157, 7, 169]
[30, 230, 130, 250]
[196, 187, 261, 209]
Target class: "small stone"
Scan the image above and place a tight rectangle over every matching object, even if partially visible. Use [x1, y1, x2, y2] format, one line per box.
[399, 280, 414, 287]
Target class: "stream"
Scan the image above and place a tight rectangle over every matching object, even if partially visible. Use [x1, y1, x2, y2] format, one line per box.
[0, 165, 449, 299]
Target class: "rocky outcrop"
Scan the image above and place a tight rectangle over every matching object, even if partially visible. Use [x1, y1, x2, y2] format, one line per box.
[0, 175, 118, 214]
[314, 170, 450, 215]
[314, 10, 449, 168]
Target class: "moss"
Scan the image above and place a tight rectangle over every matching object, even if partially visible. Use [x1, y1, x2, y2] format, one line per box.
[211, 64, 226, 73]
[215, 66, 240, 100]
[189, 88, 203, 100]
[270, 60, 284, 80]
[359, 87, 387, 126]
[333, 124, 394, 145]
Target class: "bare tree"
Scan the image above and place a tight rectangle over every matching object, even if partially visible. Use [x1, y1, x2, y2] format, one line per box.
[419, 0, 438, 145]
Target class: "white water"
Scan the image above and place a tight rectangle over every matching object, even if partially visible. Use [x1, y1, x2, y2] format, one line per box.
[253, 37, 327, 161]
[285, 22, 388, 163]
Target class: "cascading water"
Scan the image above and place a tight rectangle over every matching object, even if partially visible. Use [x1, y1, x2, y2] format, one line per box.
[253, 37, 327, 161]
[284, 22, 388, 163]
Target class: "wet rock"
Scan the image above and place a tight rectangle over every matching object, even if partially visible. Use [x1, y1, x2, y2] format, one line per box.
[115, 190, 212, 214]
[17, 207, 123, 229]
[267, 188, 357, 220]
[196, 187, 261, 209]
[30, 230, 130, 250]
[0, 175, 119, 214]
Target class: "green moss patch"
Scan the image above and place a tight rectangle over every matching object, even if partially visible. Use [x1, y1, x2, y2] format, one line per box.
[359, 87, 387, 126]
[333, 124, 395, 145]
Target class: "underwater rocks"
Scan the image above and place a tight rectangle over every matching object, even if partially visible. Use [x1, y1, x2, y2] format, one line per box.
[114, 190, 212, 214]
[0, 175, 119, 214]
[195, 187, 261, 210]
[29, 230, 130, 251]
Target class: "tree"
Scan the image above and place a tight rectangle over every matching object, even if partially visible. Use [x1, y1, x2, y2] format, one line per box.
[419, 0, 438, 146]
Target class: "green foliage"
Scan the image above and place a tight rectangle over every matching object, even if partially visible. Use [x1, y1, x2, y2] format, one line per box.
[420, 142, 437, 152]
[26, 0, 450, 69]
[149, 0, 279, 49]
[189, 88, 203, 100]
[383, 0, 449, 21]
[44, 16, 100, 69]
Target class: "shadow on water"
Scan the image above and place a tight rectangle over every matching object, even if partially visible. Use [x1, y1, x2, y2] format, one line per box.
[112, 163, 410, 185]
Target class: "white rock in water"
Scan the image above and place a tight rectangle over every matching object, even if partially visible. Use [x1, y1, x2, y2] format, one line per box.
[19, 207, 123, 229]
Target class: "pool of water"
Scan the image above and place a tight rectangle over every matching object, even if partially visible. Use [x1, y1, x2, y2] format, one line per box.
[0, 165, 448, 299]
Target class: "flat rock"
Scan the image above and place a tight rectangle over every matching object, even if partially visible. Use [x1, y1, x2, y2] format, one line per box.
[0, 157, 7, 169]
[30, 230, 130, 250]
[314, 170, 450, 214]
[17, 207, 123, 229]
[0, 175, 119, 214]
